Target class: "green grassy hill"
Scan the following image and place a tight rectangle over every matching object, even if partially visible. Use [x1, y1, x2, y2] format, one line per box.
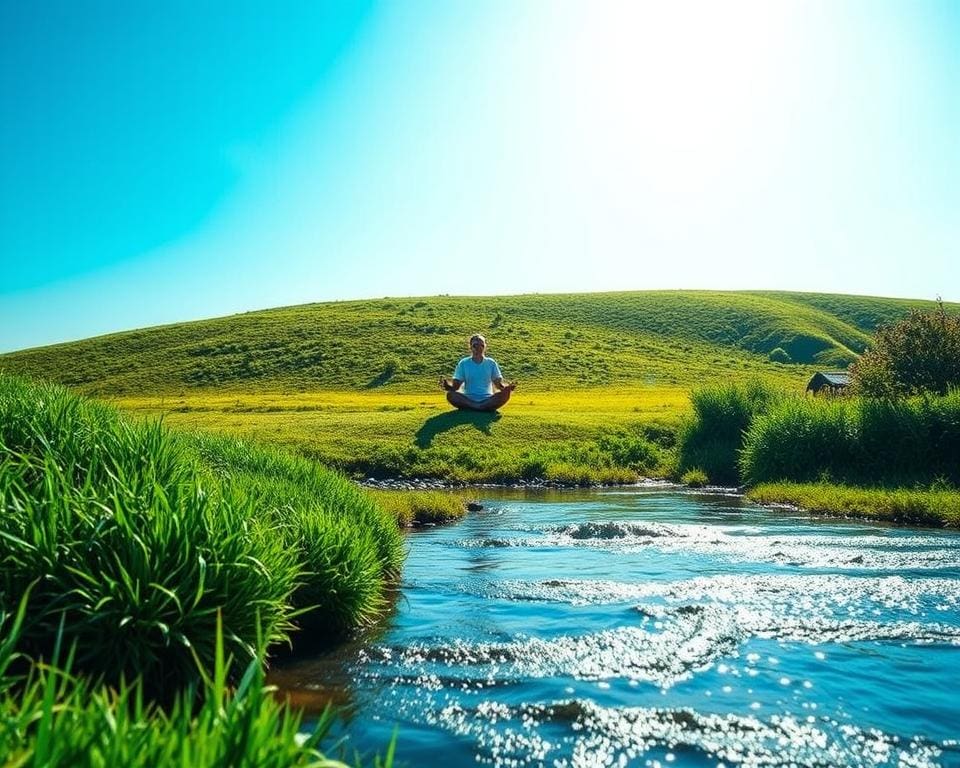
[1, 290, 944, 396]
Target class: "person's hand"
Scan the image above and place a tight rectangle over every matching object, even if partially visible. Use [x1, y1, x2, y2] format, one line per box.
[505, 380, 517, 392]
[439, 377, 449, 391]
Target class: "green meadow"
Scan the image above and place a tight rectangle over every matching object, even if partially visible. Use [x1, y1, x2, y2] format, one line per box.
[3, 290, 949, 485]
[5, 290, 929, 396]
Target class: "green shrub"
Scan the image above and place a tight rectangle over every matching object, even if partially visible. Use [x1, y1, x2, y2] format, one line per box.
[677, 379, 782, 486]
[740, 390, 960, 486]
[680, 468, 709, 487]
[850, 300, 960, 396]
[767, 347, 791, 363]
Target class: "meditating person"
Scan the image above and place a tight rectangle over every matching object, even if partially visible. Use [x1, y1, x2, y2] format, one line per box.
[439, 334, 516, 412]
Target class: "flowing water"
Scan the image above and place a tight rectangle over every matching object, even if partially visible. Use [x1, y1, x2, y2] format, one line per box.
[272, 487, 960, 767]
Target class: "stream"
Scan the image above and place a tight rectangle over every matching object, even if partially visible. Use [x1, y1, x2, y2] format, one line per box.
[271, 487, 960, 767]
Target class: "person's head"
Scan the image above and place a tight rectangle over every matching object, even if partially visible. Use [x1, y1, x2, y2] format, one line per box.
[469, 334, 486, 355]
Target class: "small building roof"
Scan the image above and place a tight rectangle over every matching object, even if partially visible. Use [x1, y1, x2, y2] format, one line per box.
[806, 371, 851, 393]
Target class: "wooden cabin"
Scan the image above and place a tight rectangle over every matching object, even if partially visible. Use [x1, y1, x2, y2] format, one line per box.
[806, 371, 850, 395]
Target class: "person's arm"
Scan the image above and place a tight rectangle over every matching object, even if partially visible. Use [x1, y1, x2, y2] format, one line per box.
[490, 359, 514, 392]
[440, 377, 463, 392]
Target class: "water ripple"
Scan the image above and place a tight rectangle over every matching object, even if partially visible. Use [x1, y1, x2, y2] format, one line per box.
[437, 698, 950, 767]
[364, 607, 742, 688]
[456, 521, 960, 570]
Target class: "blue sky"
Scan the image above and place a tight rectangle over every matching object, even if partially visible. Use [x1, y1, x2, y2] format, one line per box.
[1, 1, 958, 353]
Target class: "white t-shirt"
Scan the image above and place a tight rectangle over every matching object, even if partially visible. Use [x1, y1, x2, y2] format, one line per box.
[453, 356, 503, 400]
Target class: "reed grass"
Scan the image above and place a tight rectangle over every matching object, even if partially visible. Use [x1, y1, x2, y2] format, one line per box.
[740, 390, 960, 486]
[676, 379, 783, 485]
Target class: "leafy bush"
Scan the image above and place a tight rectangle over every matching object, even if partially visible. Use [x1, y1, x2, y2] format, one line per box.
[677, 379, 783, 486]
[767, 347, 791, 363]
[850, 300, 960, 396]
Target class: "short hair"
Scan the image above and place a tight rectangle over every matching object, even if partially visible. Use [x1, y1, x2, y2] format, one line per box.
[470, 334, 486, 345]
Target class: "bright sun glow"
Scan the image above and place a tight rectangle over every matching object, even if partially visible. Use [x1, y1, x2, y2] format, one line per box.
[1, 1, 957, 351]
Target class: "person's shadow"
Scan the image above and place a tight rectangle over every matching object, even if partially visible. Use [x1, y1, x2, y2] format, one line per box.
[414, 410, 502, 448]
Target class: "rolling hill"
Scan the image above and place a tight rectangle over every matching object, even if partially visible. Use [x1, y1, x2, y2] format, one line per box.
[1, 291, 946, 396]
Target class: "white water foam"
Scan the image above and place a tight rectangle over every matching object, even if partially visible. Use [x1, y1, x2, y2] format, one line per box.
[364, 605, 743, 688]
[457, 521, 960, 571]
[435, 698, 947, 768]
[480, 574, 960, 646]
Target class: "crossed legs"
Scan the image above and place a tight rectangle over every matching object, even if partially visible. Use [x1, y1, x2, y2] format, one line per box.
[446, 389, 512, 412]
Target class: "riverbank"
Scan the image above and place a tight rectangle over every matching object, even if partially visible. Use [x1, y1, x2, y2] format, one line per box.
[369, 476, 960, 529]
[748, 482, 960, 527]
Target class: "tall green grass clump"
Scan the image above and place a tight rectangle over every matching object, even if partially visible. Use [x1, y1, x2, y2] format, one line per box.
[0, 375, 405, 690]
[740, 390, 960, 486]
[186, 434, 405, 635]
[0, 598, 389, 768]
[0, 375, 298, 689]
[367, 489, 468, 526]
[677, 379, 782, 486]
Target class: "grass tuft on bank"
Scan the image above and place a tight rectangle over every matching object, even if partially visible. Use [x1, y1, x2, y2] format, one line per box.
[0, 594, 390, 768]
[747, 482, 960, 527]
[367, 489, 469, 526]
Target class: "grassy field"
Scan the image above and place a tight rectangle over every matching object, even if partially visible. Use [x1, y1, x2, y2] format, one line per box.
[1, 290, 952, 482]
[111, 387, 689, 482]
[3, 291, 946, 396]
